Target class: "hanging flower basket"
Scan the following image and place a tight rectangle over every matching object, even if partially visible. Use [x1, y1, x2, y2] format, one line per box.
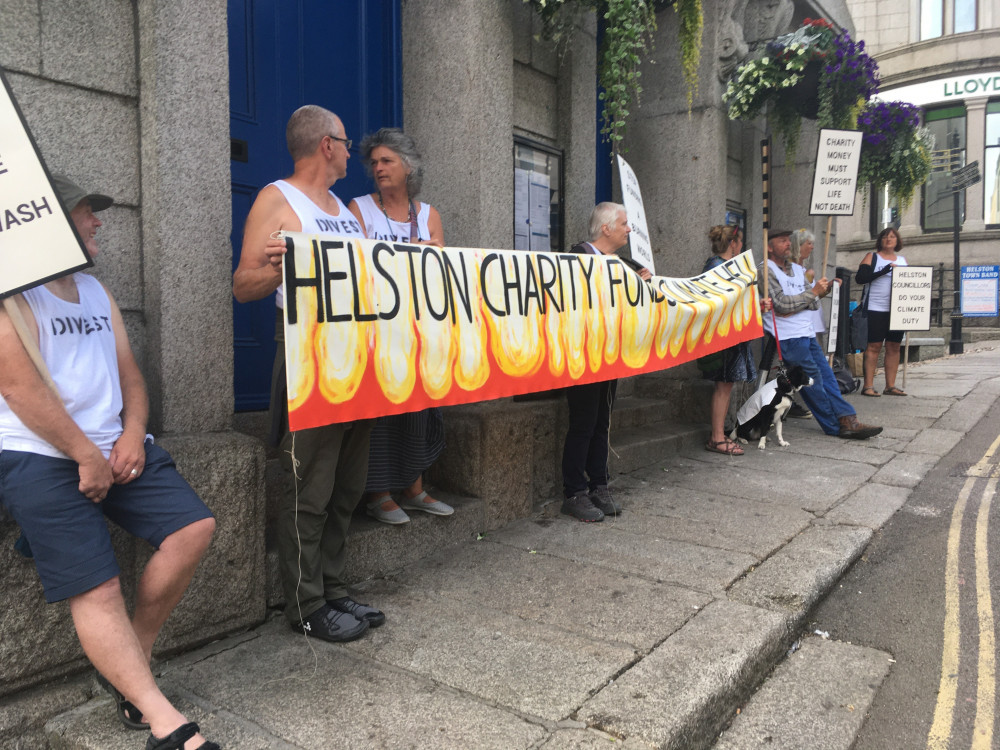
[857, 100, 934, 210]
[724, 18, 880, 159]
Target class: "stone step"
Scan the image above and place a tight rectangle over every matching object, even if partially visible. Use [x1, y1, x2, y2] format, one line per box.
[712, 637, 892, 750]
[44, 680, 273, 750]
[609, 421, 704, 477]
[925, 326, 1000, 344]
[265, 491, 487, 608]
[610, 395, 683, 430]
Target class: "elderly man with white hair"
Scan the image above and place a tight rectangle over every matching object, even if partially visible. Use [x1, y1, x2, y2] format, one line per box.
[560, 202, 651, 522]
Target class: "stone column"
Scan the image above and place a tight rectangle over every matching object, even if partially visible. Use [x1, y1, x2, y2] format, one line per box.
[402, 0, 514, 249]
[136, 0, 233, 433]
[963, 96, 988, 232]
[627, 0, 734, 277]
[557, 15, 598, 247]
[135, 0, 266, 648]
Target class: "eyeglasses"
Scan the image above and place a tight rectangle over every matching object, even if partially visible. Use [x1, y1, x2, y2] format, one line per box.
[327, 134, 352, 150]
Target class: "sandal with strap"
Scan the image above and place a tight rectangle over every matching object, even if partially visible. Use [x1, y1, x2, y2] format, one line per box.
[146, 722, 220, 750]
[705, 439, 744, 456]
[861, 387, 880, 397]
[883, 386, 907, 396]
[96, 672, 149, 730]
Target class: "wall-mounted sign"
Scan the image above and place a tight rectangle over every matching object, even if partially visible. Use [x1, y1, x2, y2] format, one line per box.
[961, 265, 999, 317]
[876, 71, 1000, 108]
[0, 68, 90, 299]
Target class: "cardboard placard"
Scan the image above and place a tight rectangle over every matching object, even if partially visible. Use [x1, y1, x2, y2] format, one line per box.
[616, 155, 655, 273]
[809, 129, 863, 216]
[0, 67, 90, 299]
[826, 281, 841, 354]
[889, 266, 933, 331]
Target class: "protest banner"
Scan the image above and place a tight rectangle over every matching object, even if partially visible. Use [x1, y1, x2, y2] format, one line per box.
[616, 155, 655, 273]
[0, 68, 91, 300]
[280, 233, 763, 430]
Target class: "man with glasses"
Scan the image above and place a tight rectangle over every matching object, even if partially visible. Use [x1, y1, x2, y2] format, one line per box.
[234, 105, 384, 642]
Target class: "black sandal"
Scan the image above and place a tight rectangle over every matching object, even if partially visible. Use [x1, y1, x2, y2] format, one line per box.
[96, 672, 149, 730]
[146, 722, 202, 750]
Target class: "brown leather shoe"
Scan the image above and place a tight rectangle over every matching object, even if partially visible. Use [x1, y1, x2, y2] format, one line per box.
[837, 415, 882, 440]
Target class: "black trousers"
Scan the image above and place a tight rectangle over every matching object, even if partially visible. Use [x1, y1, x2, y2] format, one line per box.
[561, 379, 617, 498]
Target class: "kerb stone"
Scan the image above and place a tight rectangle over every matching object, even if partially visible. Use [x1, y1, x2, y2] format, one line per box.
[728, 524, 872, 615]
[578, 599, 794, 750]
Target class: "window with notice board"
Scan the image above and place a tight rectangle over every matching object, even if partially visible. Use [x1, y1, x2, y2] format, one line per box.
[513, 137, 564, 252]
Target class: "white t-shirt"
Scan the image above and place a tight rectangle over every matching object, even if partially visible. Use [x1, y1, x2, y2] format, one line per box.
[271, 180, 364, 309]
[0, 274, 123, 458]
[868, 253, 907, 312]
[763, 261, 816, 341]
[351, 193, 431, 243]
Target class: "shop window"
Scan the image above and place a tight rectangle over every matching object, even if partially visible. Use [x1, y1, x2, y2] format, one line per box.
[955, 0, 977, 33]
[513, 138, 564, 252]
[923, 105, 966, 232]
[985, 101, 1000, 227]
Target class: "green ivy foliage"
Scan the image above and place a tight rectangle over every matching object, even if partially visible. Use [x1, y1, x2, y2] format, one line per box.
[525, 0, 702, 154]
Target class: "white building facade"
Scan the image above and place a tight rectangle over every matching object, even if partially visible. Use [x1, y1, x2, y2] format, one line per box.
[840, 0, 999, 322]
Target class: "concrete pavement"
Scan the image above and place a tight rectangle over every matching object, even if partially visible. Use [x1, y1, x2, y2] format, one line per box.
[39, 342, 1000, 749]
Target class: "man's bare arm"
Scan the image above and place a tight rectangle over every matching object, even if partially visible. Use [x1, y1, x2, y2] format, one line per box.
[104, 286, 149, 484]
[233, 185, 299, 303]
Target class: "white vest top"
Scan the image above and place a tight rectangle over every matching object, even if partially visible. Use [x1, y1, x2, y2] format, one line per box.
[351, 193, 431, 243]
[271, 180, 365, 309]
[763, 260, 816, 341]
[868, 253, 907, 312]
[0, 274, 123, 459]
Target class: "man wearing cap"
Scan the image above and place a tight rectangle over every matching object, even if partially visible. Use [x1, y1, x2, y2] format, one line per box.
[0, 176, 220, 749]
[761, 229, 882, 439]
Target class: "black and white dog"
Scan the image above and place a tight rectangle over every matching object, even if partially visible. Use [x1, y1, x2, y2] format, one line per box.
[729, 365, 814, 450]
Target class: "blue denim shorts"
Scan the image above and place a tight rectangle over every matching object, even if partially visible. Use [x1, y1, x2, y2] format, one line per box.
[0, 442, 213, 603]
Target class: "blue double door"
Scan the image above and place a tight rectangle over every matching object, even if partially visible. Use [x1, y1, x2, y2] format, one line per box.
[228, 0, 402, 411]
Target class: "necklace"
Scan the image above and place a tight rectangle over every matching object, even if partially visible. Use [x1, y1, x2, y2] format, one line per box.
[376, 192, 420, 242]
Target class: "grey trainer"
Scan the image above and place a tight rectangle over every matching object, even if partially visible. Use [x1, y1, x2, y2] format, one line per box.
[589, 486, 622, 516]
[561, 492, 604, 522]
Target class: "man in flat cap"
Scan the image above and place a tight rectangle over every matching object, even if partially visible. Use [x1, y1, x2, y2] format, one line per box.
[761, 229, 882, 439]
[0, 175, 220, 749]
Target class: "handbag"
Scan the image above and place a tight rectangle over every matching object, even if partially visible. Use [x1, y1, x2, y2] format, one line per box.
[850, 286, 869, 352]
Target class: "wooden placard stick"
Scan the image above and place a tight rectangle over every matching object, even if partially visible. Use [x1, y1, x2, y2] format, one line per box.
[2, 295, 59, 394]
[761, 138, 771, 294]
[820, 214, 833, 281]
[902, 332, 909, 390]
